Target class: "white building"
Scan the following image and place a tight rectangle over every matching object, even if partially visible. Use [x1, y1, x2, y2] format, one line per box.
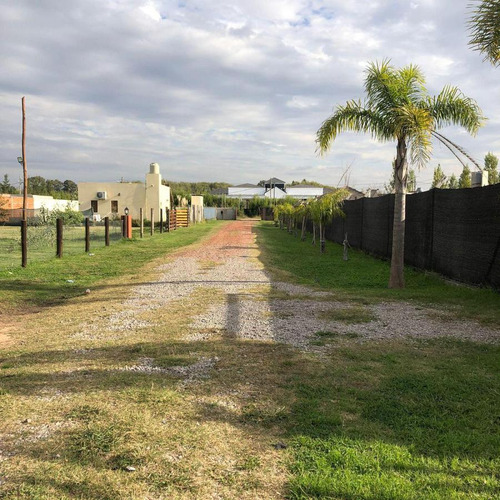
[78, 163, 171, 220]
[225, 178, 328, 201]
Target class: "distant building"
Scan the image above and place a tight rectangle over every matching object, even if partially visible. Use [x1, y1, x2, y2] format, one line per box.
[78, 163, 171, 220]
[222, 178, 330, 201]
[0, 194, 78, 224]
[345, 187, 365, 200]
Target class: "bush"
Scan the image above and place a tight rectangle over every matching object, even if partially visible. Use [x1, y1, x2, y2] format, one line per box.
[44, 205, 84, 225]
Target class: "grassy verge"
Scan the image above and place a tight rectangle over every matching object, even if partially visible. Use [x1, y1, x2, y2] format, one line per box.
[0, 222, 219, 311]
[256, 221, 500, 499]
[0, 221, 498, 499]
[256, 222, 500, 325]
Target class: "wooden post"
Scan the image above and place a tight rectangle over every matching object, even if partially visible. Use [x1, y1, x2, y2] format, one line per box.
[105, 216, 110, 246]
[121, 215, 125, 237]
[21, 97, 28, 268]
[85, 217, 90, 253]
[21, 220, 27, 267]
[56, 218, 63, 257]
[160, 209, 163, 233]
[150, 208, 154, 236]
[140, 208, 144, 238]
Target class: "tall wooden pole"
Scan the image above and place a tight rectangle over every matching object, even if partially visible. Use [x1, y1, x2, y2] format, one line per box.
[21, 96, 28, 267]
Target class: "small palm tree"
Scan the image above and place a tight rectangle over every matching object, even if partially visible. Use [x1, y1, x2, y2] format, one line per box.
[317, 61, 484, 287]
[468, 0, 500, 66]
[316, 190, 348, 253]
[309, 199, 321, 246]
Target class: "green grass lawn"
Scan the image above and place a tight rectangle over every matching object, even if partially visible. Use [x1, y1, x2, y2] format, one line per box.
[0, 221, 498, 499]
[256, 222, 500, 325]
[0, 221, 219, 310]
[256, 222, 500, 499]
[0, 223, 123, 270]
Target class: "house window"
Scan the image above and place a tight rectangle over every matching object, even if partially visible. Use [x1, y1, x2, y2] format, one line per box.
[91, 200, 98, 213]
[111, 200, 118, 213]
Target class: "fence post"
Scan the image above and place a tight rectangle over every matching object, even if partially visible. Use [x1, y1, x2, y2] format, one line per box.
[121, 215, 125, 238]
[166, 209, 170, 232]
[105, 216, 110, 246]
[150, 208, 154, 236]
[21, 220, 27, 267]
[160, 209, 163, 233]
[140, 208, 144, 238]
[56, 218, 63, 257]
[85, 217, 90, 253]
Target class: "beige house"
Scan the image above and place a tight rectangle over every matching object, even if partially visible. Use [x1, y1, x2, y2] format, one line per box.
[78, 163, 171, 220]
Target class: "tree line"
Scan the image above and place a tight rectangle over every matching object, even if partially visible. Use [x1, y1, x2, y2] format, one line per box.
[0, 174, 78, 199]
[432, 152, 499, 189]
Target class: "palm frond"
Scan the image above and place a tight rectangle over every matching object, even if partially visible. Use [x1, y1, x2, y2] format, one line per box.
[395, 104, 433, 168]
[468, 0, 500, 66]
[427, 85, 485, 134]
[431, 131, 483, 170]
[397, 64, 427, 103]
[364, 60, 398, 112]
[316, 100, 391, 154]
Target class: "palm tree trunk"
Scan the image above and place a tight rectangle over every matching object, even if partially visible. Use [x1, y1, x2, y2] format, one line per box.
[320, 221, 325, 253]
[389, 137, 408, 288]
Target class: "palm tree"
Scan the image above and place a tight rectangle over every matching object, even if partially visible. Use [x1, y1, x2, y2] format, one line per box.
[317, 61, 484, 288]
[317, 191, 348, 253]
[468, 0, 500, 66]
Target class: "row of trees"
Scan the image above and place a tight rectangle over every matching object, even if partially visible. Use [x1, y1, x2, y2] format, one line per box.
[0, 174, 78, 199]
[431, 153, 499, 189]
[273, 190, 348, 254]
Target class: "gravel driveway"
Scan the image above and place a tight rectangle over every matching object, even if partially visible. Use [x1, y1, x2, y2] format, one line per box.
[82, 220, 499, 349]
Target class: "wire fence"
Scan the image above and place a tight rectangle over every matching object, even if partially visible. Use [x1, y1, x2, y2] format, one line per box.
[0, 219, 123, 271]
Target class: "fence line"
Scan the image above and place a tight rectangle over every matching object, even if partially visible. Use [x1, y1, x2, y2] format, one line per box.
[322, 184, 500, 288]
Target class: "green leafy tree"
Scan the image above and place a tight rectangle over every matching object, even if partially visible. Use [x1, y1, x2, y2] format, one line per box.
[63, 179, 78, 196]
[459, 165, 472, 188]
[28, 176, 48, 195]
[432, 164, 447, 188]
[1, 174, 17, 194]
[317, 60, 483, 288]
[468, 0, 500, 66]
[448, 174, 459, 189]
[484, 152, 499, 184]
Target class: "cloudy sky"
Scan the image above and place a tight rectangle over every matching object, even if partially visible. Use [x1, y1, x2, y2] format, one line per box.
[1, 0, 498, 190]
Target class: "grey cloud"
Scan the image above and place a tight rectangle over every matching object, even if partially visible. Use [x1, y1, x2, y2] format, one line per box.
[0, 0, 498, 188]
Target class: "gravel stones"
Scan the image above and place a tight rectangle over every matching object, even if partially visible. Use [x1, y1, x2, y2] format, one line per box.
[77, 220, 499, 354]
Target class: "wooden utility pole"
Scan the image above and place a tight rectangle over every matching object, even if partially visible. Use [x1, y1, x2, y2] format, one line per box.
[21, 96, 28, 267]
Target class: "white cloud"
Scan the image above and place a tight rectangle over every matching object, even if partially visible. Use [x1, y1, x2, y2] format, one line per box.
[0, 0, 497, 190]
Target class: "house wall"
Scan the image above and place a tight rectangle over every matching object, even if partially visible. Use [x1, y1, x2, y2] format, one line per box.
[78, 182, 145, 219]
[32, 195, 78, 211]
[78, 163, 171, 220]
[286, 187, 323, 198]
[0, 194, 35, 210]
